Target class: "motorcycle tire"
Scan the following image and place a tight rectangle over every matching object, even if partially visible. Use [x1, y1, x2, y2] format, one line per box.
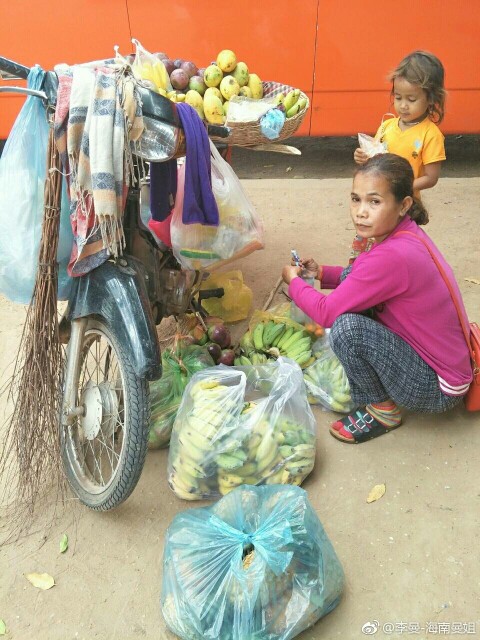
[61, 316, 150, 510]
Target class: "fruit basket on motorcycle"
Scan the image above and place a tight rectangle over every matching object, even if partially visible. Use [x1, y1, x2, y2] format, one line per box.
[209, 81, 310, 147]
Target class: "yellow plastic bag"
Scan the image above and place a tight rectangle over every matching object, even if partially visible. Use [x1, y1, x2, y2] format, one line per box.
[131, 38, 172, 94]
[200, 270, 252, 322]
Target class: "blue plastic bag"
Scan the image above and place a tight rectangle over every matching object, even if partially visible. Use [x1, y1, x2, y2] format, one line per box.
[0, 66, 72, 303]
[161, 484, 344, 639]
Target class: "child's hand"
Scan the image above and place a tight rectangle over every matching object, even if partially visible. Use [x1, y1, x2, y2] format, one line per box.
[282, 265, 302, 284]
[354, 148, 369, 165]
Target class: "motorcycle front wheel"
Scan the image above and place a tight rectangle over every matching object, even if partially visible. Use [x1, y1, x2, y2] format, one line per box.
[61, 317, 150, 510]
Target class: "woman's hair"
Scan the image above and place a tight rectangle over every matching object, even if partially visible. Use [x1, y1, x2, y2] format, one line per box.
[389, 50, 446, 123]
[354, 154, 429, 225]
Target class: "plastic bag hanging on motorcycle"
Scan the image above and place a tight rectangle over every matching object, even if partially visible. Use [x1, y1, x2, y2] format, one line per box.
[0, 66, 73, 303]
[170, 140, 264, 271]
[161, 484, 345, 640]
[167, 358, 316, 501]
[303, 329, 355, 413]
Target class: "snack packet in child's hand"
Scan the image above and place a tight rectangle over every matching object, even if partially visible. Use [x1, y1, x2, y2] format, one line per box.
[358, 133, 386, 158]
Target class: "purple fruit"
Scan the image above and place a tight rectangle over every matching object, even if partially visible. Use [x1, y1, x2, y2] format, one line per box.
[219, 348, 235, 366]
[163, 59, 176, 76]
[181, 60, 198, 78]
[207, 324, 231, 349]
[174, 58, 184, 69]
[155, 52, 169, 60]
[170, 69, 189, 91]
[188, 75, 207, 96]
[197, 67, 206, 79]
[206, 342, 222, 363]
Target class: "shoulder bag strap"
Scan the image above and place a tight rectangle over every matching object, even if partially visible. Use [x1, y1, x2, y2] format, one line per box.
[395, 230, 475, 362]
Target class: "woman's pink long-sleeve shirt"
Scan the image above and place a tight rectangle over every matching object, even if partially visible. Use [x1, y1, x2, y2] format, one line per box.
[289, 216, 472, 396]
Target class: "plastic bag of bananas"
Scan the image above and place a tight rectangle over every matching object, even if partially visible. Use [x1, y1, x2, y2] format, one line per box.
[161, 484, 345, 640]
[303, 330, 355, 413]
[148, 344, 214, 449]
[167, 358, 316, 500]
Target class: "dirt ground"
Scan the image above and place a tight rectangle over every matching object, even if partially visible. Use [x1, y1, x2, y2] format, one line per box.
[1, 168, 479, 639]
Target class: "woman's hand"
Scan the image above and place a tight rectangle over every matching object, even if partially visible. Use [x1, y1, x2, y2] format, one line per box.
[354, 148, 369, 165]
[299, 257, 320, 279]
[282, 265, 302, 284]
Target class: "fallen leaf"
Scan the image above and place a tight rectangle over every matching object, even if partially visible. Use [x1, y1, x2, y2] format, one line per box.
[25, 573, 55, 590]
[367, 483, 386, 503]
[59, 533, 68, 554]
[0, 619, 6, 635]
[465, 278, 480, 285]
[286, 166, 292, 172]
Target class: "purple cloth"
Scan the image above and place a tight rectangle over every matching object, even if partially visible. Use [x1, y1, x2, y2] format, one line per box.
[176, 102, 219, 226]
[150, 159, 177, 222]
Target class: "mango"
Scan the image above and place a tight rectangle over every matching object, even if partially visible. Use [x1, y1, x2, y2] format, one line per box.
[231, 61, 249, 87]
[216, 49, 237, 73]
[223, 100, 230, 117]
[204, 87, 223, 102]
[248, 73, 263, 99]
[204, 94, 225, 124]
[204, 64, 223, 88]
[239, 86, 252, 98]
[220, 75, 240, 100]
[185, 89, 205, 120]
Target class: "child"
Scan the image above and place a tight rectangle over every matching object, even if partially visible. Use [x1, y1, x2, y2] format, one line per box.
[282, 154, 471, 444]
[351, 51, 446, 260]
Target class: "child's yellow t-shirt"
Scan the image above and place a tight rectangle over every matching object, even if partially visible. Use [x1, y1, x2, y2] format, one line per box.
[376, 117, 446, 179]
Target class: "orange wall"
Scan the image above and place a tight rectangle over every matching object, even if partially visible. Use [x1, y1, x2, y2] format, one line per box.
[1, 0, 480, 139]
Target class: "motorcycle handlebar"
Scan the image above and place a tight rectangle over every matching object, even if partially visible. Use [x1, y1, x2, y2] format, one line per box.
[0, 56, 30, 80]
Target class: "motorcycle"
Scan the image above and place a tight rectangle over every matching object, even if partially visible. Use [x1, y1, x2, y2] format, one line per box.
[0, 56, 230, 511]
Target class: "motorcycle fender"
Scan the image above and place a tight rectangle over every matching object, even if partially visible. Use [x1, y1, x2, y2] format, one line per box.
[66, 259, 162, 381]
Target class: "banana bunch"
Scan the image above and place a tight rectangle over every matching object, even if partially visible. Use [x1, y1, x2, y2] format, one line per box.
[303, 355, 354, 413]
[169, 377, 240, 500]
[282, 89, 308, 118]
[236, 321, 314, 369]
[217, 413, 316, 495]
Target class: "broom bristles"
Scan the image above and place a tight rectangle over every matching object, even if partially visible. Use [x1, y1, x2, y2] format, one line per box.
[0, 126, 66, 543]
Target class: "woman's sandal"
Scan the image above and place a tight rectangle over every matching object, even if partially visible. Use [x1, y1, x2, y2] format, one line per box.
[330, 409, 401, 444]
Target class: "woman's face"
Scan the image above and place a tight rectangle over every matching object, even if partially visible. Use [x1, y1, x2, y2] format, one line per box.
[350, 172, 410, 243]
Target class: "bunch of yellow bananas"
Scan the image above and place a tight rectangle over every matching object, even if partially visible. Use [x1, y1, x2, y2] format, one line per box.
[277, 89, 308, 118]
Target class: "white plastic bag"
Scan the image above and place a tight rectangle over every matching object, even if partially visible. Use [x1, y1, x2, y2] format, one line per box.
[171, 141, 264, 270]
[303, 330, 355, 413]
[167, 358, 316, 500]
[0, 66, 73, 303]
[357, 132, 386, 158]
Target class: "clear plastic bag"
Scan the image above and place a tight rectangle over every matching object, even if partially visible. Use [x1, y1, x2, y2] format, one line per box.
[0, 66, 73, 303]
[148, 344, 214, 449]
[131, 38, 172, 94]
[357, 132, 386, 158]
[226, 95, 278, 123]
[199, 270, 253, 322]
[170, 141, 264, 271]
[303, 330, 355, 413]
[167, 358, 316, 500]
[161, 484, 345, 640]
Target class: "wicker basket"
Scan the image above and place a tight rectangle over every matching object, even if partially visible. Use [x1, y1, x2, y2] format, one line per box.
[210, 81, 309, 147]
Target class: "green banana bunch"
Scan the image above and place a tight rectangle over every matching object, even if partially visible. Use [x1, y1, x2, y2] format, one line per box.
[286, 96, 307, 118]
[303, 354, 353, 412]
[234, 355, 253, 366]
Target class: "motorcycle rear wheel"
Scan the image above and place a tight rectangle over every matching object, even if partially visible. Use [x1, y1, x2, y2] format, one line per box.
[61, 317, 150, 510]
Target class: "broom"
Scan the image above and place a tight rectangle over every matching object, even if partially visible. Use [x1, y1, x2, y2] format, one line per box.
[0, 122, 65, 542]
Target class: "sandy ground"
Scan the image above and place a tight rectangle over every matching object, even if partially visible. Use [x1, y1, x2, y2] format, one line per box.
[0, 176, 479, 640]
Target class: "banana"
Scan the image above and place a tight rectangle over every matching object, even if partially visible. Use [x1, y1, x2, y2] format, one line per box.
[178, 427, 211, 452]
[240, 331, 255, 355]
[190, 379, 220, 396]
[169, 471, 197, 495]
[234, 462, 258, 477]
[261, 320, 276, 349]
[174, 456, 206, 479]
[274, 92, 285, 105]
[253, 322, 265, 351]
[291, 443, 316, 458]
[296, 97, 307, 111]
[187, 416, 219, 439]
[235, 355, 252, 366]
[267, 323, 286, 349]
[251, 352, 268, 365]
[280, 330, 306, 353]
[294, 350, 313, 368]
[276, 326, 294, 350]
[283, 89, 300, 112]
[218, 472, 244, 487]
[286, 102, 303, 118]
[215, 453, 245, 470]
[271, 325, 287, 348]
[285, 457, 315, 475]
[171, 482, 200, 500]
[284, 340, 312, 360]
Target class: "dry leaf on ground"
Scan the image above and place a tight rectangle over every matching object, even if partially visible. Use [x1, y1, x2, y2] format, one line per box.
[25, 573, 55, 590]
[0, 619, 6, 635]
[59, 533, 68, 554]
[367, 483, 386, 503]
[465, 278, 480, 285]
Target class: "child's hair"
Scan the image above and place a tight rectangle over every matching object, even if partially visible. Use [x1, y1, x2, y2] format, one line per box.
[389, 50, 446, 123]
[354, 154, 429, 225]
